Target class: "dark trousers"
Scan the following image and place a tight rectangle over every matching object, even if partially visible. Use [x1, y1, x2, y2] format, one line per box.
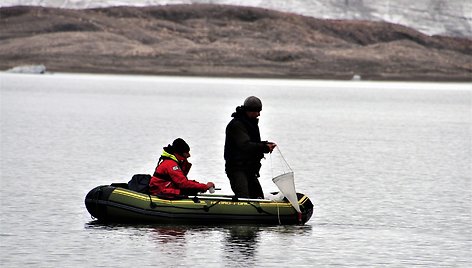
[227, 170, 263, 199]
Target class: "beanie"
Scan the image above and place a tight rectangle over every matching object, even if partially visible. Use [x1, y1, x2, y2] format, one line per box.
[172, 138, 190, 154]
[243, 96, 262, 112]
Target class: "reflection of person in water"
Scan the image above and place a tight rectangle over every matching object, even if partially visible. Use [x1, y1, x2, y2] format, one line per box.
[149, 226, 189, 263]
[151, 226, 187, 244]
[223, 226, 260, 264]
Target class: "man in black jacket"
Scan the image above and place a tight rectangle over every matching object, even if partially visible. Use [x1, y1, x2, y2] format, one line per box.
[224, 96, 277, 198]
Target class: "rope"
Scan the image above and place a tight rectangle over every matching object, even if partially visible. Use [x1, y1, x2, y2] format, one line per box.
[275, 146, 293, 173]
[276, 202, 281, 225]
[269, 146, 294, 185]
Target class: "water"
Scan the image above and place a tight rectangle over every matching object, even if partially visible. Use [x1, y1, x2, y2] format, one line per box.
[1, 73, 471, 267]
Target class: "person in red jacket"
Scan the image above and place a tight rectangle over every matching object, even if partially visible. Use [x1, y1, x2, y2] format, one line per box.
[149, 138, 215, 197]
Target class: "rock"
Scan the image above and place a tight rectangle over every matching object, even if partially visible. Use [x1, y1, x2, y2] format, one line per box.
[6, 64, 46, 74]
[352, 74, 362, 81]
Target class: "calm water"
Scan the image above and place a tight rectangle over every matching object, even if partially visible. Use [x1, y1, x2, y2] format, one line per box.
[1, 73, 471, 267]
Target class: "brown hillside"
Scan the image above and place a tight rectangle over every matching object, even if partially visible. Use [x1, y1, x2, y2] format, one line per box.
[1, 4, 471, 80]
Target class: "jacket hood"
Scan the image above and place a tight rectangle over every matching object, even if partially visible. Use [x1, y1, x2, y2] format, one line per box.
[232, 106, 259, 124]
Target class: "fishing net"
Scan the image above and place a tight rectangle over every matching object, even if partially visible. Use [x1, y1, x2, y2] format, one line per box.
[268, 147, 301, 213]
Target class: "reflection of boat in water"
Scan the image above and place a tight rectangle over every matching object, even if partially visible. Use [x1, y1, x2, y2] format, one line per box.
[85, 184, 314, 225]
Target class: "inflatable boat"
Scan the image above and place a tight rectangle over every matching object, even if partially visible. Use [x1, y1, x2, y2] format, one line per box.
[85, 183, 314, 225]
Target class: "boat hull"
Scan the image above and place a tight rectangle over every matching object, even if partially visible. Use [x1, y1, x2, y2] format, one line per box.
[85, 185, 314, 225]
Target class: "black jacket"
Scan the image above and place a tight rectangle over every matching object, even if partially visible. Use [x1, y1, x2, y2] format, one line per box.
[224, 106, 269, 172]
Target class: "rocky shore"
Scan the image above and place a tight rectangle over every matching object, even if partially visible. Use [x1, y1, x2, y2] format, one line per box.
[1, 4, 471, 81]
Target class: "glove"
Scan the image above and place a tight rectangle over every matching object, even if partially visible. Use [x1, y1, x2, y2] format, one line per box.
[206, 182, 215, 193]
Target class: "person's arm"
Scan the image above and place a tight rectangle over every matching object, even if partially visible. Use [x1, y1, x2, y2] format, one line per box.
[167, 163, 210, 192]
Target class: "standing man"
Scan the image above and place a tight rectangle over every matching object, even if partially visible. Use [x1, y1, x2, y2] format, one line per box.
[224, 96, 277, 198]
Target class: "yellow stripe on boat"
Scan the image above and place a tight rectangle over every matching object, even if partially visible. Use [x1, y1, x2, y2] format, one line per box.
[114, 188, 308, 208]
[113, 188, 201, 205]
[299, 195, 308, 204]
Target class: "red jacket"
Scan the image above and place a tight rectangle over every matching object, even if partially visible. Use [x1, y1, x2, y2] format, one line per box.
[149, 151, 209, 196]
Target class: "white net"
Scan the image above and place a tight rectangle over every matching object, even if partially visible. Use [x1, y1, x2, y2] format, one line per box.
[269, 147, 301, 213]
[272, 172, 301, 213]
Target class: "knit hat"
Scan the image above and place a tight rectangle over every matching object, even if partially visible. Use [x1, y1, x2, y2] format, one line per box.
[172, 138, 190, 154]
[243, 96, 262, 112]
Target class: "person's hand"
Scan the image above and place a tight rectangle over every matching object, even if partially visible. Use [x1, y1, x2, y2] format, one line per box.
[267, 142, 277, 153]
[206, 182, 215, 190]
